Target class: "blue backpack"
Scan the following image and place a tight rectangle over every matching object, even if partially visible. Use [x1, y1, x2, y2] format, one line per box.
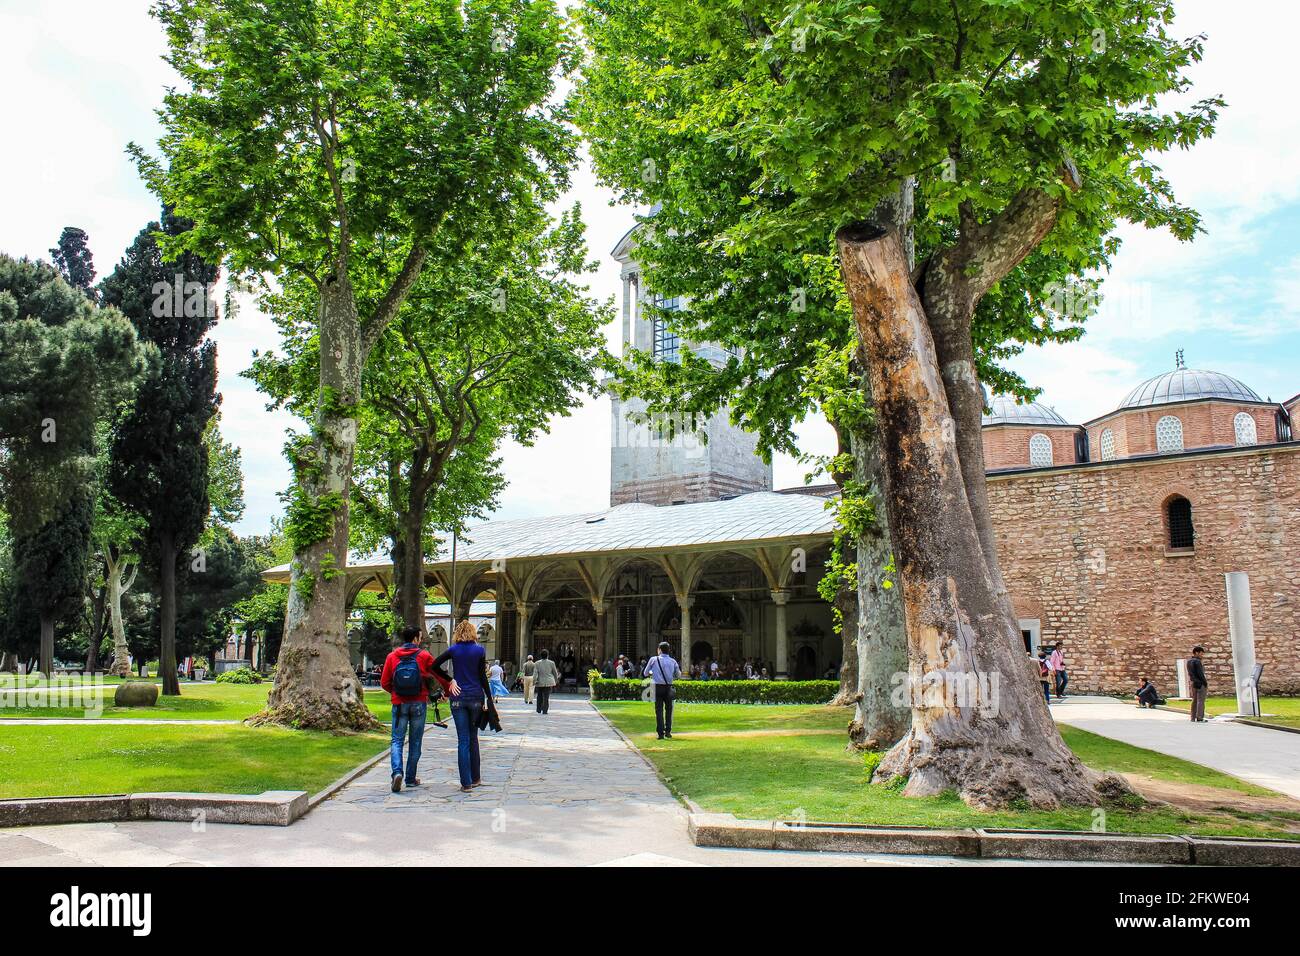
[392, 649, 424, 697]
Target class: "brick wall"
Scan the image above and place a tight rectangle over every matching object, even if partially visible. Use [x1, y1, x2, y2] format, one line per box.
[984, 425, 1079, 471]
[1086, 400, 1275, 459]
[988, 444, 1300, 695]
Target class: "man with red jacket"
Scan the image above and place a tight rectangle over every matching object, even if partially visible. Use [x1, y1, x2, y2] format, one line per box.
[380, 625, 454, 793]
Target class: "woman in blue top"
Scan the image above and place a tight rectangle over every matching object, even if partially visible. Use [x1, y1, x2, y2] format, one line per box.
[433, 620, 491, 792]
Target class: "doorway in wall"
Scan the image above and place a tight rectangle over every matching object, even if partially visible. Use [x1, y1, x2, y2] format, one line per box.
[1019, 619, 1041, 655]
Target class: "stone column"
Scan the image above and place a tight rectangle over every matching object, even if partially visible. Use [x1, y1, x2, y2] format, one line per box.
[517, 602, 533, 663]
[1225, 572, 1259, 717]
[771, 589, 790, 679]
[593, 598, 607, 668]
[677, 594, 692, 672]
[621, 275, 632, 350]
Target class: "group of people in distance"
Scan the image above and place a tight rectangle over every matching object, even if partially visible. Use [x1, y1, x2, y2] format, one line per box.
[1134, 645, 1211, 722]
[600, 655, 773, 682]
[1031, 641, 1069, 704]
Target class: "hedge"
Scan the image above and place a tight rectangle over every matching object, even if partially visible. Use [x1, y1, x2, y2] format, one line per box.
[588, 677, 837, 705]
[214, 667, 264, 685]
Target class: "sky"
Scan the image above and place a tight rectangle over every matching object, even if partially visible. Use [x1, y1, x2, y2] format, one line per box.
[2, 0, 1297, 537]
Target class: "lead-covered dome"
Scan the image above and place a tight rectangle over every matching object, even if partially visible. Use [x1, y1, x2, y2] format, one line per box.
[982, 394, 1069, 426]
[1119, 369, 1261, 410]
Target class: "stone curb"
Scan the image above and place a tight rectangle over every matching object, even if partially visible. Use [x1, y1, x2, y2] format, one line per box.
[688, 813, 1300, 866]
[1232, 718, 1300, 736]
[0, 790, 308, 828]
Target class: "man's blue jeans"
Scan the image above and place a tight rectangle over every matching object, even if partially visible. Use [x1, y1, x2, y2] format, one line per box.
[390, 701, 427, 783]
[449, 695, 483, 788]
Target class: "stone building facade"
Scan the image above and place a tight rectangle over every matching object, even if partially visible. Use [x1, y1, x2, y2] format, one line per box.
[608, 217, 772, 506]
[984, 367, 1299, 695]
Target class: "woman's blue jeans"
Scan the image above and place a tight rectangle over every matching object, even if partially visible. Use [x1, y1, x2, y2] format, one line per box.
[449, 695, 483, 788]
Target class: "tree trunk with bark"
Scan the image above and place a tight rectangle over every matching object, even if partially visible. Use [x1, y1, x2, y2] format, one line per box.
[158, 531, 181, 696]
[827, 424, 859, 707]
[847, 421, 909, 750]
[391, 505, 428, 632]
[836, 223, 1126, 809]
[259, 273, 379, 731]
[39, 613, 54, 677]
[106, 552, 137, 678]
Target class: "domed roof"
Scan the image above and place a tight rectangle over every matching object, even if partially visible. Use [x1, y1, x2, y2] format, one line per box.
[982, 394, 1070, 427]
[1119, 368, 1262, 410]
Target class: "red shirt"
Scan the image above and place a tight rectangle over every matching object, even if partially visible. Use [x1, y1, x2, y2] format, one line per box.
[379, 644, 451, 705]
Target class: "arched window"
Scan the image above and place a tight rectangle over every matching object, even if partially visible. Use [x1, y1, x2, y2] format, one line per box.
[1099, 428, 1116, 461]
[1028, 433, 1053, 467]
[1166, 496, 1195, 550]
[1155, 415, 1184, 453]
[1234, 412, 1258, 446]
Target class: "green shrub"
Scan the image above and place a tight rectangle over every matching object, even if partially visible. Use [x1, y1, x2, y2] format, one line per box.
[215, 667, 263, 685]
[862, 750, 884, 779]
[589, 677, 836, 705]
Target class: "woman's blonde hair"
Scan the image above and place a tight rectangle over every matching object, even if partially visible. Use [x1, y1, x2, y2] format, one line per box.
[453, 620, 479, 644]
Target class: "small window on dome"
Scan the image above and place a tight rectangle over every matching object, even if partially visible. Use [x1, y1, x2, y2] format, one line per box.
[1028, 433, 1053, 467]
[1100, 428, 1116, 461]
[1234, 412, 1257, 446]
[1155, 415, 1183, 453]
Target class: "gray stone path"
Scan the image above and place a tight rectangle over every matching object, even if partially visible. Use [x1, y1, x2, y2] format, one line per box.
[0, 696, 1090, 866]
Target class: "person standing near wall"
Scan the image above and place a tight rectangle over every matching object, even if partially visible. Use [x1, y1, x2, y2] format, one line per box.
[1187, 645, 1209, 722]
[1049, 641, 1068, 700]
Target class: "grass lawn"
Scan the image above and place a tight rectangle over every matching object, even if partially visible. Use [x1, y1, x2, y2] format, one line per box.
[596, 701, 1300, 840]
[0, 681, 395, 722]
[0, 723, 386, 799]
[1160, 696, 1300, 730]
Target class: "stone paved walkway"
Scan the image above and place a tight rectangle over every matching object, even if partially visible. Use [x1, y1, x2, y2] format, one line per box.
[1051, 695, 1300, 800]
[0, 695, 1049, 867]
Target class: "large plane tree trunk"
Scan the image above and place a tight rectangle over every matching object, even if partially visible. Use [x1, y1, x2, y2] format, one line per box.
[836, 223, 1125, 810]
[847, 421, 909, 750]
[259, 273, 378, 731]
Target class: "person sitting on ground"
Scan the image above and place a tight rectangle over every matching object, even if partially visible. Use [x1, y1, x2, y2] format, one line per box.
[1134, 677, 1163, 708]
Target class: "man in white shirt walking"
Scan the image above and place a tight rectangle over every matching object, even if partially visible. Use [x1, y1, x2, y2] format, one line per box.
[644, 642, 682, 740]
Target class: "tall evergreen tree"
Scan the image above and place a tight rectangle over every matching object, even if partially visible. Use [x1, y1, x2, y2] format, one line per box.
[101, 211, 220, 696]
[0, 255, 150, 673]
[50, 226, 97, 299]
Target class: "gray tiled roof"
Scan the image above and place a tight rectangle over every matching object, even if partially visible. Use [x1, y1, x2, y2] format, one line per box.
[1119, 369, 1262, 409]
[264, 491, 836, 579]
[982, 394, 1071, 426]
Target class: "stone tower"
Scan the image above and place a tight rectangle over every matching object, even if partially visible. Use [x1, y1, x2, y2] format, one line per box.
[609, 218, 773, 506]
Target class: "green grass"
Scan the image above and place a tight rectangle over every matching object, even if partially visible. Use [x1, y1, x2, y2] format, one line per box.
[596, 701, 1300, 840]
[0, 681, 395, 722]
[0, 724, 385, 799]
[1161, 696, 1300, 730]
